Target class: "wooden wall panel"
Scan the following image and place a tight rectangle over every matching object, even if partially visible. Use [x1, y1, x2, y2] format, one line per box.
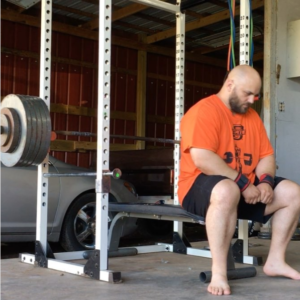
[50, 32, 99, 167]
[2, 20, 15, 48]
[185, 61, 195, 81]
[165, 81, 175, 117]
[14, 23, 30, 50]
[54, 32, 70, 58]
[29, 26, 40, 53]
[1, 53, 14, 95]
[110, 47, 137, 145]
[27, 59, 39, 96]
[13, 56, 30, 94]
[145, 53, 225, 148]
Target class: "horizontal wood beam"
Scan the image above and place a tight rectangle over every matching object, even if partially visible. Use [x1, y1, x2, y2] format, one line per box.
[50, 104, 136, 120]
[1, 47, 97, 68]
[146, 0, 264, 44]
[50, 104, 173, 124]
[50, 140, 136, 152]
[1, 8, 98, 40]
[112, 3, 148, 22]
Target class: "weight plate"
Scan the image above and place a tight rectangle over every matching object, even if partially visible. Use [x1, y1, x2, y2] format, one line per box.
[1, 95, 28, 167]
[18, 97, 36, 166]
[18, 95, 51, 166]
[0, 94, 51, 167]
[34, 98, 51, 165]
[25, 96, 51, 166]
[27, 97, 45, 166]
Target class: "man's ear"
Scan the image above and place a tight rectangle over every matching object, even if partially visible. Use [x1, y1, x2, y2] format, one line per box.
[226, 79, 235, 93]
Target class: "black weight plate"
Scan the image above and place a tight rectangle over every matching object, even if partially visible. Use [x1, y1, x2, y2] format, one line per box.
[32, 98, 51, 165]
[17, 97, 37, 167]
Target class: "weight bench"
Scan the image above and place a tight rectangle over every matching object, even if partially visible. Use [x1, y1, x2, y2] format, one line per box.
[108, 202, 257, 283]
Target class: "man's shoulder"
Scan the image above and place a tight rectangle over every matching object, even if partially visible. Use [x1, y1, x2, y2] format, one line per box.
[188, 95, 220, 112]
[247, 107, 262, 120]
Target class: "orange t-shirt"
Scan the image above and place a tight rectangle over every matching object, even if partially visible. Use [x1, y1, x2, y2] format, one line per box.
[178, 94, 274, 204]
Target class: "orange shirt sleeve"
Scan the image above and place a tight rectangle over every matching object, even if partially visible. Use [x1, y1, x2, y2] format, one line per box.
[181, 99, 220, 154]
[258, 116, 274, 158]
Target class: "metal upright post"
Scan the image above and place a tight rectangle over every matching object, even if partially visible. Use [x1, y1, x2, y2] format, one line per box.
[239, 0, 250, 65]
[96, 0, 121, 282]
[96, 0, 111, 272]
[173, 2, 185, 235]
[238, 0, 251, 258]
[259, 0, 277, 239]
[36, 0, 52, 258]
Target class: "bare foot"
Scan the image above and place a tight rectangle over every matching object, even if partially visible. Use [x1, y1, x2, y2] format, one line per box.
[207, 274, 231, 296]
[263, 260, 300, 280]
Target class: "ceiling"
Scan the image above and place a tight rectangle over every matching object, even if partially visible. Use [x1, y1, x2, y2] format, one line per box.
[2, 0, 265, 68]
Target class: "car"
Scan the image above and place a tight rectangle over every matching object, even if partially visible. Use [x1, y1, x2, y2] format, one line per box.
[1, 155, 138, 251]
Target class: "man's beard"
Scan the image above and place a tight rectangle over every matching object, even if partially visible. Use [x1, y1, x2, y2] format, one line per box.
[229, 95, 250, 114]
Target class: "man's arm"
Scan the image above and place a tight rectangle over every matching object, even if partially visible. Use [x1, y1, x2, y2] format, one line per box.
[190, 147, 262, 204]
[190, 148, 238, 180]
[255, 155, 276, 178]
[255, 155, 276, 204]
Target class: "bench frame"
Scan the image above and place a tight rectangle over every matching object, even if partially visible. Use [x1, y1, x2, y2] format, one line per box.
[108, 203, 263, 266]
[106, 203, 259, 282]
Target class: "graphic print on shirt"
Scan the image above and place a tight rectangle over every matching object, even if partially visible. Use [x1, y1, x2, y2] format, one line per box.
[235, 144, 242, 173]
[233, 124, 246, 140]
[233, 124, 245, 173]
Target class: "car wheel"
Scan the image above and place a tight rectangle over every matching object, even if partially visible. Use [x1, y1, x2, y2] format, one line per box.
[60, 193, 117, 252]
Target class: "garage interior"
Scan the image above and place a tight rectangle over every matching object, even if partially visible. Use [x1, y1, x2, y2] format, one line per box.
[1, 0, 300, 299]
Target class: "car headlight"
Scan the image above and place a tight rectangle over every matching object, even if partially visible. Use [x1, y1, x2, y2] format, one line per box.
[123, 181, 138, 197]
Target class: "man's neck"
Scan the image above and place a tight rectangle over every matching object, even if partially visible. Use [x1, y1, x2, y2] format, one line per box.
[216, 91, 231, 110]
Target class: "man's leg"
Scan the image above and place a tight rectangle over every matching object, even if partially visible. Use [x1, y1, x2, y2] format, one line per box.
[263, 180, 300, 279]
[206, 179, 240, 295]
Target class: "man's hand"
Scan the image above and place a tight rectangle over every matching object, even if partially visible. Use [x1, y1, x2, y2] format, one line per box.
[256, 183, 274, 204]
[242, 183, 261, 204]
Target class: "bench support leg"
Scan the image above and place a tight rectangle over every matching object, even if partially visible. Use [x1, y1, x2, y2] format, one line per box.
[173, 231, 191, 254]
[107, 214, 138, 257]
[232, 239, 263, 265]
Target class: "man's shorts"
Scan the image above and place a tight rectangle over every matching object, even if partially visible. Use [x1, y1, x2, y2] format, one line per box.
[182, 174, 286, 224]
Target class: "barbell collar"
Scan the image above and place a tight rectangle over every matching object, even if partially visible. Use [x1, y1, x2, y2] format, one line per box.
[1, 107, 21, 154]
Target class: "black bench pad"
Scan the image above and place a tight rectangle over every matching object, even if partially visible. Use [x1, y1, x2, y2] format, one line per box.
[109, 203, 205, 224]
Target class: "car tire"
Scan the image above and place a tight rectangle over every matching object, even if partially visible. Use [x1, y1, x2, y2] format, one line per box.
[60, 193, 117, 252]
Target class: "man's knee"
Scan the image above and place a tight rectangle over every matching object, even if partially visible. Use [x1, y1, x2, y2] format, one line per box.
[275, 180, 300, 209]
[211, 179, 240, 207]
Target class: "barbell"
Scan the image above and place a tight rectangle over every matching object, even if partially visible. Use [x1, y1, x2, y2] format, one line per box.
[1, 94, 51, 167]
[1, 94, 179, 168]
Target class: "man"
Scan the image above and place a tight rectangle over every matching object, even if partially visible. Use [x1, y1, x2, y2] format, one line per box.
[178, 65, 300, 296]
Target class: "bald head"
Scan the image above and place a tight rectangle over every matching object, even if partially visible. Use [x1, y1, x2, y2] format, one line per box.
[217, 65, 262, 113]
[227, 65, 261, 87]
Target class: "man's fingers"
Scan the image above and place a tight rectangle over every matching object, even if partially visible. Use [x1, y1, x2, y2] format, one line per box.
[246, 197, 260, 204]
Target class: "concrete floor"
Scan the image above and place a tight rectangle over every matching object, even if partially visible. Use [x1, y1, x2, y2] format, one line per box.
[1, 238, 300, 300]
